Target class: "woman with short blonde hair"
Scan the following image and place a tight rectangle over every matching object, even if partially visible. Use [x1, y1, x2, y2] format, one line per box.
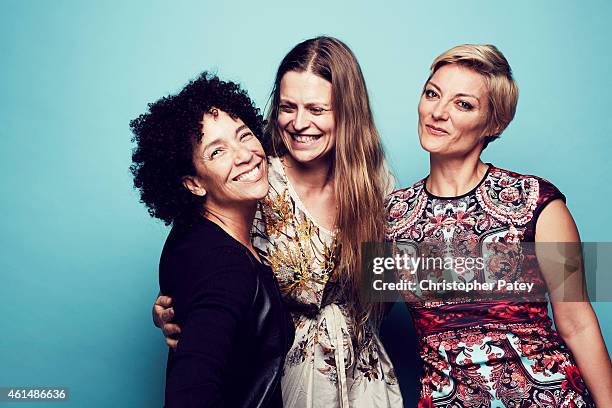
[387, 44, 611, 407]
[428, 44, 519, 148]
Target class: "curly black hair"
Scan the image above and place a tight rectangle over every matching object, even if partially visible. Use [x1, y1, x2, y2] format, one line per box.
[130, 72, 265, 225]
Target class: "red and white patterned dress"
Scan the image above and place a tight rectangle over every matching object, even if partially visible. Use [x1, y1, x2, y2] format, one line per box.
[385, 164, 594, 407]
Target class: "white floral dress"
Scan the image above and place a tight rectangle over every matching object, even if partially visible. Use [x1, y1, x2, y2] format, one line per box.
[252, 157, 403, 408]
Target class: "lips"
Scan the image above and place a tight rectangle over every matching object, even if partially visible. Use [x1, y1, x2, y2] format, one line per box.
[233, 162, 263, 182]
[425, 124, 449, 136]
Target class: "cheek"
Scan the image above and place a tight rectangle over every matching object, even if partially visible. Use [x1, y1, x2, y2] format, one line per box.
[417, 99, 429, 120]
[316, 116, 335, 135]
[325, 119, 335, 135]
[206, 161, 234, 188]
[276, 113, 291, 129]
[248, 138, 265, 156]
[192, 161, 211, 186]
[453, 112, 487, 136]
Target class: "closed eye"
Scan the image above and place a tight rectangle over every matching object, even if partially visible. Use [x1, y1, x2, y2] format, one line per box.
[309, 107, 326, 115]
[279, 104, 295, 113]
[240, 132, 254, 141]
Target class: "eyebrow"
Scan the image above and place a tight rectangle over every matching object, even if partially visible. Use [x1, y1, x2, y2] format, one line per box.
[428, 81, 481, 102]
[279, 98, 330, 107]
[200, 124, 250, 152]
[235, 124, 248, 135]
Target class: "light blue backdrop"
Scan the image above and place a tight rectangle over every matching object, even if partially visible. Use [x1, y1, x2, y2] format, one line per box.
[1, 1, 611, 406]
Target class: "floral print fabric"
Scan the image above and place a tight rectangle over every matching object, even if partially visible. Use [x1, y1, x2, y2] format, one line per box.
[253, 156, 403, 408]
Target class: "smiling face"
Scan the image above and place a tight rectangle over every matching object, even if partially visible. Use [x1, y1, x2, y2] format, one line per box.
[276, 70, 335, 165]
[183, 109, 268, 209]
[418, 64, 492, 157]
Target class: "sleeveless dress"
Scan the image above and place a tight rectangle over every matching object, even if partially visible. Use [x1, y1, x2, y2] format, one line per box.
[253, 156, 403, 408]
[385, 164, 594, 407]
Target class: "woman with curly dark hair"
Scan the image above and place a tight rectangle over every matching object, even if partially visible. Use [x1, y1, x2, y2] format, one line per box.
[131, 72, 294, 407]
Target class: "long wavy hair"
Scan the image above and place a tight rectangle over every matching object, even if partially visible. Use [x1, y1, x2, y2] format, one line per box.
[265, 36, 390, 346]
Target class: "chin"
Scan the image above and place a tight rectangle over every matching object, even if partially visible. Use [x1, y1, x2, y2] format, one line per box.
[288, 147, 333, 165]
[255, 185, 270, 200]
[291, 151, 320, 164]
[419, 134, 445, 154]
[250, 179, 270, 200]
[229, 177, 269, 204]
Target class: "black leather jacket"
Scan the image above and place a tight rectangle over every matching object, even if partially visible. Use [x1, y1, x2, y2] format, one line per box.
[160, 218, 294, 408]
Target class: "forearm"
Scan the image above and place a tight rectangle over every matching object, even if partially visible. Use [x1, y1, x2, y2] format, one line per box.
[558, 311, 612, 406]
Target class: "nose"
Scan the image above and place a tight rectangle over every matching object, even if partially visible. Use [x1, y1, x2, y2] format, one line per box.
[292, 108, 309, 131]
[233, 144, 253, 165]
[432, 100, 449, 121]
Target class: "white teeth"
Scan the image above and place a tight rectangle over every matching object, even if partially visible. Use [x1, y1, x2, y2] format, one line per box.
[235, 165, 261, 182]
[293, 134, 319, 143]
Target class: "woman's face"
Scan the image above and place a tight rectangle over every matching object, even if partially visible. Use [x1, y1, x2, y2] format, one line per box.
[277, 70, 335, 165]
[185, 109, 268, 207]
[418, 64, 491, 157]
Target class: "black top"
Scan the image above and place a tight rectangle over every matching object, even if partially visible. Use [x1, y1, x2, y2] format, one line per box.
[159, 217, 294, 408]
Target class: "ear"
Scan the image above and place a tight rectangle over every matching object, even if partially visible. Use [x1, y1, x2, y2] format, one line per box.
[182, 176, 207, 197]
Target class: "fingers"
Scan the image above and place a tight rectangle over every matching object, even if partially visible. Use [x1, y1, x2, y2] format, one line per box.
[162, 323, 181, 338]
[153, 305, 174, 327]
[166, 337, 178, 350]
[153, 295, 174, 327]
[155, 295, 173, 308]
[158, 307, 175, 325]
[152, 296, 174, 327]
[163, 323, 181, 350]
[154, 295, 180, 350]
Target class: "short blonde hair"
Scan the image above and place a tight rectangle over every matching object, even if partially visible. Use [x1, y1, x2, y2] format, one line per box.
[428, 44, 519, 148]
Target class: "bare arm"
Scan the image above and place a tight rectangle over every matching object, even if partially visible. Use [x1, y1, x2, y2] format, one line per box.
[536, 199, 612, 405]
[152, 294, 181, 349]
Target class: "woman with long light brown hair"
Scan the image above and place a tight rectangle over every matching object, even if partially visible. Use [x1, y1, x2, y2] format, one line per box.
[154, 37, 403, 407]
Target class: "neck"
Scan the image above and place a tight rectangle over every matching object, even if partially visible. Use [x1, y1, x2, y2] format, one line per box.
[203, 201, 256, 250]
[281, 154, 333, 191]
[427, 152, 489, 197]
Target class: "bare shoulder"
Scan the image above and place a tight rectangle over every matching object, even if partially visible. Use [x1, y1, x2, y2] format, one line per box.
[535, 199, 580, 242]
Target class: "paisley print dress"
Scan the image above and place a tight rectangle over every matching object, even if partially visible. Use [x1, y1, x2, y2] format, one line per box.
[385, 164, 594, 407]
[253, 157, 403, 408]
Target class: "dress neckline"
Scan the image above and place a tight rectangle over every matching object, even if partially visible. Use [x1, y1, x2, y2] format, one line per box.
[270, 156, 336, 236]
[423, 163, 493, 200]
